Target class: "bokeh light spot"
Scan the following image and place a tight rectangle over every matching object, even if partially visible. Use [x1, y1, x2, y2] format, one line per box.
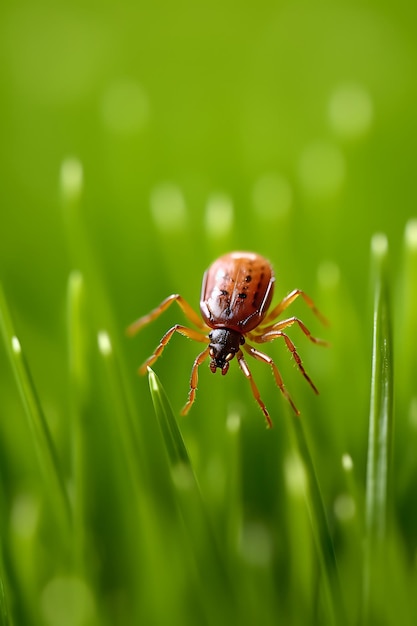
[252, 173, 292, 220]
[284, 452, 307, 497]
[328, 83, 373, 139]
[342, 453, 354, 472]
[41, 577, 95, 626]
[10, 493, 39, 538]
[150, 183, 187, 232]
[239, 521, 273, 567]
[298, 141, 346, 199]
[334, 493, 356, 521]
[101, 79, 150, 134]
[405, 218, 417, 250]
[205, 193, 234, 237]
[60, 158, 83, 202]
[317, 261, 341, 289]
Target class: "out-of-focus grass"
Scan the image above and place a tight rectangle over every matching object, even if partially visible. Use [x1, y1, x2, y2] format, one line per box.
[1, 1, 417, 624]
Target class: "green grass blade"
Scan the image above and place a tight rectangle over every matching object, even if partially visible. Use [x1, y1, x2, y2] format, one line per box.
[97, 330, 149, 493]
[67, 270, 89, 571]
[0, 283, 71, 533]
[147, 369, 241, 625]
[289, 415, 345, 626]
[147, 368, 190, 467]
[0, 571, 10, 626]
[398, 219, 417, 410]
[363, 233, 394, 622]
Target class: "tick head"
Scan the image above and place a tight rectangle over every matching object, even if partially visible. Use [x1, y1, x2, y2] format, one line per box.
[208, 328, 244, 375]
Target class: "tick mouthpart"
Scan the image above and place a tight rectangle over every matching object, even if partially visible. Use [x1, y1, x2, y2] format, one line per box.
[209, 351, 233, 375]
[208, 328, 244, 375]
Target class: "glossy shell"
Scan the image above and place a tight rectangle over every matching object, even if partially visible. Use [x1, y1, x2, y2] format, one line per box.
[200, 251, 275, 333]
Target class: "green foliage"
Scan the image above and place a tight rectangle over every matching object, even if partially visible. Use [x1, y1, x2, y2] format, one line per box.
[1, 1, 417, 625]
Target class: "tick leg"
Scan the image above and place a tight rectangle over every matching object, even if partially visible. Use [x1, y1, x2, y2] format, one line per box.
[138, 324, 209, 375]
[127, 294, 207, 336]
[236, 349, 273, 428]
[255, 316, 328, 346]
[243, 343, 300, 417]
[262, 289, 328, 327]
[181, 346, 211, 415]
[252, 330, 319, 395]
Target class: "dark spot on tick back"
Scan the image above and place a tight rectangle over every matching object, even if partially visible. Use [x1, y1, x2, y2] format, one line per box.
[238, 293, 247, 299]
[220, 290, 229, 296]
[245, 275, 252, 283]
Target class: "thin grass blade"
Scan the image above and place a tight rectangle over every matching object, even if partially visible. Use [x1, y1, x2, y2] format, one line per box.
[67, 270, 90, 572]
[0, 283, 71, 533]
[147, 368, 190, 467]
[0, 572, 10, 626]
[289, 415, 345, 626]
[363, 233, 394, 622]
[147, 368, 241, 625]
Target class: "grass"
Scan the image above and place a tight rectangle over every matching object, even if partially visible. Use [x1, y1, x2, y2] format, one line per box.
[1, 3, 417, 624]
[1, 209, 416, 625]
[363, 234, 394, 623]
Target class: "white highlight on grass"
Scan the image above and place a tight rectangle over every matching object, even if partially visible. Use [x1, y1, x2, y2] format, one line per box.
[150, 183, 187, 232]
[298, 141, 345, 199]
[405, 218, 417, 250]
[60, 158, 83, 202]
[205, 193, 234, 237]
[342, 453, 354, 472]
[284, 452, 307, 497]
[317, 260, 340, 289]
[328, 83, 373, 140]
[101, 78, 150, 134]
[68, 270, 83, 296]
[10, 493, 39, 538]
[334, 493, 356, 521]
[41, 576, 95, 626]
[252, 173, 292, 220]
[97, 331, 112, 356]
[239, 521, 273, 567]
[11, 336, 21, 354]
[147, 367, 159, 395]
[226, 410, 241, 433]
[371, 233, 388, 258]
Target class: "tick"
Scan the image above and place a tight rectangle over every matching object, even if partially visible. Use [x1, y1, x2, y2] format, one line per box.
[127, 251, 327, 428]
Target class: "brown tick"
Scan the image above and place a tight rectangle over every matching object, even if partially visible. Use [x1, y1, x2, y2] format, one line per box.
[127, 251, 328, 427]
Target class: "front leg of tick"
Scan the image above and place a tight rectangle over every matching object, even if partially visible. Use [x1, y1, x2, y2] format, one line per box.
[262, 289, 329, 327]
[127, 294, 207, 336]
[138, 325, 209, 375]
[181, 345, 211, 415]
[256, 316, 328, 346]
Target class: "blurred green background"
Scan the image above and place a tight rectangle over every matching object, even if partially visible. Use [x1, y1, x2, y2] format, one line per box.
[1, 1, 417, 625]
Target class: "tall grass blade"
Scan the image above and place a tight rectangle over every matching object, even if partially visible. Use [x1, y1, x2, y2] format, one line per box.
[289, 415, 345, 626]
[147, 368, 190, 467]
[0, 573, 10, 626]
[147, 369, 240, 625]
[67, 271, 89, 571]
[363, 233, 394, 622]
[0, 283, 71, 533]
[398, 219, 417, 411]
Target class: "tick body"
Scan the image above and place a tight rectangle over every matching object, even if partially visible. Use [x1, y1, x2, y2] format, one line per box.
[127, 251, 327, 428]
